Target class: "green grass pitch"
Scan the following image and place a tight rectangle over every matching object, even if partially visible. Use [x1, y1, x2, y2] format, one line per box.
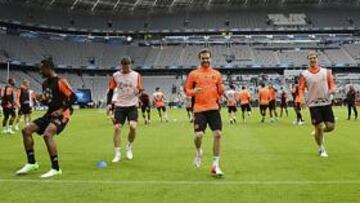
[1, 107, 360, 203]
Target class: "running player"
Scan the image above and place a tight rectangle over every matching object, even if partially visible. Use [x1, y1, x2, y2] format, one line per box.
[107, 56, 143, 163]
[183, 92, 194, 122]
[224, 85, 238, 124]
[299, 51, 336, 157]
[279, 87, 288, 117]
[238, 86, 252, 122]
[258, 83, 270, 123]
[152, 87, 168, 122]
[139, 90, 151, 125]
[292, 82, 304, 125]
[346, 84, 358, 120]
[1, 78, 16, 134]
[268, 84, 278, 122]
[185, 49, 224, 177]
[14, 80, 35, 130]
[16, 58, 76, 178]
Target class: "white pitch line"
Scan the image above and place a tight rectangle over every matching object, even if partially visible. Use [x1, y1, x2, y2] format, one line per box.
[1, 179, 360, 185]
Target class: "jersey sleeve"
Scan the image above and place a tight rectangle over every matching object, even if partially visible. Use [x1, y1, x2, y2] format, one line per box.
[108, 76, 117, 90]
[327, 69, 336, 93]
[58, 79, 74, 97]
[137, 73, 143, 91]
[299, 74, 306, 95]
[216, 72, 224, 96]
[184, 71, 196, 96]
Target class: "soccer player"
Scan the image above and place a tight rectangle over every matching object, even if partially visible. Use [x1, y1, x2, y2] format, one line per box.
[139, 90, 151, 124]
[279, 87, 288, 117]
[14, 80, 35, 131]
[152, 87, 168, 122]
[292, 82, 304, 125]
[1, 78, 16, 134]
[107, 56, 143, 163]
[185, 49, 224, 177]
[346, 84, 358, 120]
[299, 51, 336, 157]
[183, 92, 194, 122]
[268, 84, 278, 122]
[224, 85, 238, 124]
[238, 86, 252, 122]
[16, 58, 76, 178]
[258, 83, 270, 123]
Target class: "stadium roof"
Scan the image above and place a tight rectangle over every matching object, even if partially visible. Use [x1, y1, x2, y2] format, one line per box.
[1, 0, 359, 13]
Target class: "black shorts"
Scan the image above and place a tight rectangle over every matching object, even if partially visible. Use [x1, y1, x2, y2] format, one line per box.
[18, 105, 32, 115]
[194, 110, 222, 132]
[3, 107, 16, 118]
[141, 103, 151, 113]
[240, 104, 251, 112]
[280, 102, 287, 108]
[227, 106, 237, 113]
[309, 105, 335, 125]
[260, 105, 268, 112]
[33, 114, 69, 135]
[114, 106, 138, 125]
[269, 100, 276, 110]
[157, 106, 166, 112]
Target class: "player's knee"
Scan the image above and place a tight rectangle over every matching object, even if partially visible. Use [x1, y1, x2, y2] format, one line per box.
[214, 131, 222, 139]
[114, 123, 121, 130]
[129, 121, 137, 130]
[195, 132, 204, 139]
[327, 123, 335, 131]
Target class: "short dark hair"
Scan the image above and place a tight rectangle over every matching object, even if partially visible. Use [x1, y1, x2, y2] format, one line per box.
[155, 87, 160, 91]
[198, 49, 212, 59]
[41, 57, 55, 69]
[242, 86, 245, 90]
[121, 56, 132, 65]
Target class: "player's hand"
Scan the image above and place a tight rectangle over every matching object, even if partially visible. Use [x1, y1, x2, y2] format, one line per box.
[193, 87, 203, 94]
[51, 109, 64, 117]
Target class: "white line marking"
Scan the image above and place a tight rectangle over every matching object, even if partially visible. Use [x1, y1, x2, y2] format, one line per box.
[1, 179, 360, 185]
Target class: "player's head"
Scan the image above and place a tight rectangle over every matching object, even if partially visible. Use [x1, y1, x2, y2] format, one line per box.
[8, 78, 15, 86]
[40, 58, 55, 78]
[155, 87, 160, 91]
[198, 49, 212, 68]
[23, 79, 30, 88]
[307, 51, 318, 68]
[229, 84, 235, 90]
[268, 84, 273, 88]
[241, 86, 246, 90]
[120, 56, 132, 73]
[260, 83, 265, 88]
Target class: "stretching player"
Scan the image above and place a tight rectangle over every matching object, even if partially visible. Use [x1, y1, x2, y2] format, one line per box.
[16, 58, 76, 178]
[152, 87, 168, 122]
[183, 92, 194, 122]
[107, 57, 143, 162]
[268, 84, 278, 122]
[14, 80, 35, 130]
[238, 86, 252, 122]
[224, 85, 238, 124]
[185, 49, 224, 177]
[258, 83, 270, 123]
[279, 87, 288, 117]
[139, 90, 151, 125]
[1, 78, 16, 134]
[299, 51, 336, 157]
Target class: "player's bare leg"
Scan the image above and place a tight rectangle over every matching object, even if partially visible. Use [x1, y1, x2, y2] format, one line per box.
[314, 123, 328, 157]
[193, 131, 204, 168]
[16, 123, 39, 175]
[212, 130, 223, 176]
[41, 123, 62, 178]
[126, 121, 137, 160]
[112, 123, 122, 162]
